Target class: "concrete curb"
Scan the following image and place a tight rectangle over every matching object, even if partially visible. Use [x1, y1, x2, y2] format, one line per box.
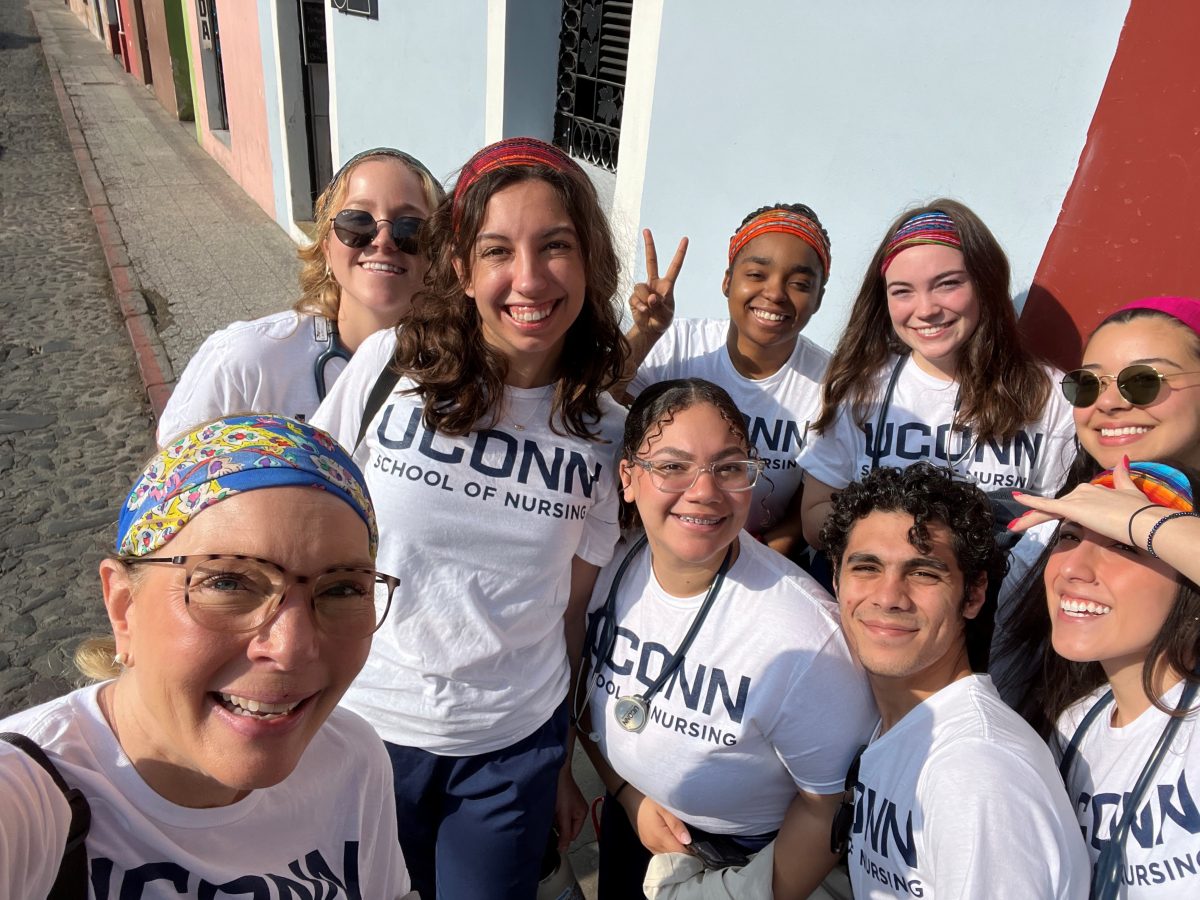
[35, 16, 174, 420]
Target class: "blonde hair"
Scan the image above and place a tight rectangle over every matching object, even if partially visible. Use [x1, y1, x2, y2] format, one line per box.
[295, 150, 446, 321]
[74, 636, 120, 682]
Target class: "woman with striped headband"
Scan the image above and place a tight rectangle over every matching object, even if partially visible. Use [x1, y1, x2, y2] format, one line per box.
[626, 204, 833, 559]
[799, 199, 1074, 552]
[1001, 460, 1200, 898]
[157, 148, 445, 445]
[0, 415, 413, 898]
[312, 136, 628, 899]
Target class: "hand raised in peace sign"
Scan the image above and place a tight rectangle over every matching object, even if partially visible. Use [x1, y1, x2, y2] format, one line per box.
[629, 228, 688, 337]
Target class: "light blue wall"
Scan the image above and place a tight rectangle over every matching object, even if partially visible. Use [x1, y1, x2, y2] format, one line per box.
[257, 0, 290, 226]
[633, 0, 1130, 351]
[329, 0, 489, 187]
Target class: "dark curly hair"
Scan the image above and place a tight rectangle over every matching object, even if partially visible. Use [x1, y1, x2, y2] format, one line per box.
[619, 378, 756, 530]
[392, 162, 627, 440]
[821, 462, 1007, 671]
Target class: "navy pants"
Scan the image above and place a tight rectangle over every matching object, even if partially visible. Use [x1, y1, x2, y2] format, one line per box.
[385, 701, 568, 900]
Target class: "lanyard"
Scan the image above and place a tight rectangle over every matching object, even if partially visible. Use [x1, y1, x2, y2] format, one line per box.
[870, 355, 971, 472]
[593, 534, 733, 733]
[1061, 674, 1200, 900]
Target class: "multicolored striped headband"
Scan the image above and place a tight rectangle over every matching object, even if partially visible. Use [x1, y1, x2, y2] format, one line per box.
[1090, 461, 1194, 513]
[727, 209, 831, 279]
[452, 137, 581, 230]
[118, 416, 378, 557]
[880, 211, 963, 275]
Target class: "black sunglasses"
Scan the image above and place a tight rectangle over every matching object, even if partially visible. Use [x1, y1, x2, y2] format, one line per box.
[1060, 364, 1200, 408]
[829, 744, 867, 855]
[332, 210, 424, 254]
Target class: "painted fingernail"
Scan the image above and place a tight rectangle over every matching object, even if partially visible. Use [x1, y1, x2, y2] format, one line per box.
[1123, 454, 1131, 468]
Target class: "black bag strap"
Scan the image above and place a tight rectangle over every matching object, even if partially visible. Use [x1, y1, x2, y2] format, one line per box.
[354, 362, 402, 451]
[1, 732, 91, 898]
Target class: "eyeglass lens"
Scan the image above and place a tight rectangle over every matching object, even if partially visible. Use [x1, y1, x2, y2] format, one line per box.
[1061, 365, 1164, 408]
[332, 210, 423, 254]
[185, 557, 385, 637]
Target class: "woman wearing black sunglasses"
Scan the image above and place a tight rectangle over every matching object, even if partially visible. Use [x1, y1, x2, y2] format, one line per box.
[994, 297, 1200, 634]
[156, 148, 445, 446]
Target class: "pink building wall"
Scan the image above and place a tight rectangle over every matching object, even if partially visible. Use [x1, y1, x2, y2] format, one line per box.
[184, 0, 276, 219]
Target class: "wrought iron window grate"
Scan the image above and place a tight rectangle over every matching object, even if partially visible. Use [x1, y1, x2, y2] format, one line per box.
[554, 0, 633, 172]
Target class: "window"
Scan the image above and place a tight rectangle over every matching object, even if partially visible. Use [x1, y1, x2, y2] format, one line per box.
[553, 0, 633, 172]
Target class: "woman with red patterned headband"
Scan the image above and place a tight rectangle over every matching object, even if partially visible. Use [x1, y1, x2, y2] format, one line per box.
[799, 199, 1075, 552]
[312, 137, 628, 900]
[624, 204, 834, 559]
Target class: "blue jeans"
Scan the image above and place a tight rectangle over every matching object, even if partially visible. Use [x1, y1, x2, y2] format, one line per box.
[385, 701, 568, 900]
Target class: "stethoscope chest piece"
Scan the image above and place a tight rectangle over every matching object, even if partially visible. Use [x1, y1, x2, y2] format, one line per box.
[614, 695, 650, 733]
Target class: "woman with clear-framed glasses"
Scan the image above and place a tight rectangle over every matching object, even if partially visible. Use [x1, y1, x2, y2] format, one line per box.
[0, 415, 414, 898]
[156, 148, 445, 446]
[575, 378, 876, 899]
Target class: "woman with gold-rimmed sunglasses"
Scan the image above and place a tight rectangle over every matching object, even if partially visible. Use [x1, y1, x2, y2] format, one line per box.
[156, 149, 445, 446]
[577, 378, 875, 899]
[0, 416, 414, 898]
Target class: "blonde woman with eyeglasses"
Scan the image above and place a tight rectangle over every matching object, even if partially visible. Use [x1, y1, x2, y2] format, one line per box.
[576, 378, 875, 899]
[0, 416, 413, 898]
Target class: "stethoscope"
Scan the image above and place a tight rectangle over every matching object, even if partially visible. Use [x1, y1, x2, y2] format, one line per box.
[313, 316, 352, 402]
[576, 533, 733, 735]
[870, 354, 975, 473]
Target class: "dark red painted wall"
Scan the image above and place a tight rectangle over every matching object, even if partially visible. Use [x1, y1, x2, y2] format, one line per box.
[1021, 0, 1200, 369]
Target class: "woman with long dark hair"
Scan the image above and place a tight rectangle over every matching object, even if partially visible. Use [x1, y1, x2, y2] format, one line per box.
[799, 199, 1074, 548]
[313, 137, 628, 900]
[1001, 460, 1200, 898]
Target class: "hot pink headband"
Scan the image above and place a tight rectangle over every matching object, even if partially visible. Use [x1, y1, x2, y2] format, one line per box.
[452, 137, 580, 230]
[727, 209, 831, 278]
[1112, 296, 1200, 338]
[880, 211, 962, 275]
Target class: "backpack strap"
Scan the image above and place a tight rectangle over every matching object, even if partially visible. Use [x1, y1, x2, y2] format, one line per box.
[354, 362, 402, 451]
[1, 732, 91, 898]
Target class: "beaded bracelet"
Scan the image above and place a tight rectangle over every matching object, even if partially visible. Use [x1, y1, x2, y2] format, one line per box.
[1146, 511, 1196, 558]
[1128, 504, 1159, 546]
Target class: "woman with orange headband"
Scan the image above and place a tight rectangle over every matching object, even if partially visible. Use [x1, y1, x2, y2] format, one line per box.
[799, 199, 1074, 552]
[625, 204, 833, 559]
[312, 137, 627, 900]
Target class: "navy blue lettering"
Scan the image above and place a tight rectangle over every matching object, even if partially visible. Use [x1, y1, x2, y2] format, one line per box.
[702, 670, 750, 724]
[564, 453, 601, 498]
[667, 662, 706, 710]
[750, 417, 783, 452]
[858, 788, 917, 867]
[119, 863, 189, 899]
[470, 430, 517, 478]
[608, 627, 639, 676]
[91, 858, 114, 900]
[984, 435, 1012, 467]
[1159, 771, 1200, 840]
[376, 405, 420, 450]
[896, 423, 931, 460]
[782, 419, 804, 453]
[1015, 430, 1043, 466]
[636, 642, 673, 692]
[418, 424, 465, 464]
[518, 442, 564, 489]
[198, 876, 270, 899]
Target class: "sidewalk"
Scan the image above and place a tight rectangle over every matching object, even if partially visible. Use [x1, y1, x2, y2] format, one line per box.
[31, 0, 298, 416]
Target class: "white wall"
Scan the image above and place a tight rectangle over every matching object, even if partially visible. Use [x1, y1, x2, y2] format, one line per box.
[621, 0, 1130, 350]
[328, 0, 489, 187]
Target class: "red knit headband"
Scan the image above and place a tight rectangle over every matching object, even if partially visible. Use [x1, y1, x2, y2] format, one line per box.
[452, 137, 580, 229]
[727, 209, 831, 278]
[880, 211, 962, 275]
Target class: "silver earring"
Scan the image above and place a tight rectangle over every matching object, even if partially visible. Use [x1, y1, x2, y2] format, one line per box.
[324, 261, 332, 279]
[113, 652, 128, 668]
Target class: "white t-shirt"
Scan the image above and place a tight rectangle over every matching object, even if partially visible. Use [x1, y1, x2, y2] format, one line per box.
[584, 533, 875, 835]
[157, 310, 347, 445]
[848, 674, 1090, 899]
[0, 683, 411, 900]
[312, 329, 626, 754]
[1053, 682, 1200, 898]
[629, 318, 830, 533]
[800, 355, 1075, 494]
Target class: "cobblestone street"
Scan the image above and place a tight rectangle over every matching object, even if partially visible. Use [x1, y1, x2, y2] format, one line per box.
[0, 0, 153, 716]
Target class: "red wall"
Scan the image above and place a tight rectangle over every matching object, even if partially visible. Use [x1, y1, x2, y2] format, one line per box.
[1021, 0, 1200, 368]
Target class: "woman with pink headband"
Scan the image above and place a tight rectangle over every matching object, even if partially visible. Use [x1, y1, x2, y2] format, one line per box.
[799, 199, 1074, 552]
[312, 136, 628, 899]
[625, 204, 833, 558]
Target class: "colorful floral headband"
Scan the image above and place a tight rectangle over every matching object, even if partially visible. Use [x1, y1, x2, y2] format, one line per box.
[1090, 461, 1194, 513]
[727, 208, 831, 279]
[880, 211, 962, 275]
[118, 416, 377, 557]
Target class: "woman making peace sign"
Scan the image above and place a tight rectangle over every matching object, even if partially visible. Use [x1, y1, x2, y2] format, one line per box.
[623, 204, 834, 557]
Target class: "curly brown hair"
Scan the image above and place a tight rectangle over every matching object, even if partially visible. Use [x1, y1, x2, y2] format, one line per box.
[295, 149, 445, 322]
[810, 199, 1052, 443]
[392, 160, 627, 440]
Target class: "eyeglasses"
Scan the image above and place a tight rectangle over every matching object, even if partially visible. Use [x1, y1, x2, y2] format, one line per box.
[630, 457, 764, 493]
[124, 554, 396, 639]
[1060, 364, 1200, 408]
[332, 210, 424, 254]
[829, 744, 866, 855]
